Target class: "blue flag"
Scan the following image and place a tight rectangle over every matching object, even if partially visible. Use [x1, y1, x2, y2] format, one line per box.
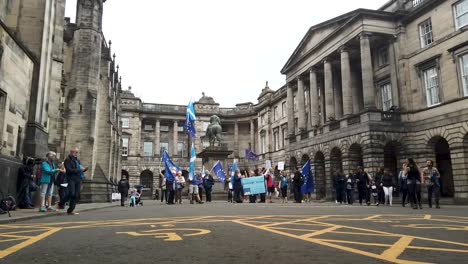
[301, 160, 314, 194]
[189, 143, 196, 181]
[161, 150, 180, 182]
[184, 101, 196, 138]
[245, 149, 259, 161]
[213, 161, 226, 183]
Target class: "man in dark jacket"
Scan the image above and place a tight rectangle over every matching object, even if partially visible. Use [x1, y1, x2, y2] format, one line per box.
[59, 148, 88, 215]
[374, 167, 385, 205]
[293, 168, 303, 203]
[16, 158, 36, 209]
[203, 170, 215, 202]
[355, 166, 371, 206]
[118, 175, 130, 206]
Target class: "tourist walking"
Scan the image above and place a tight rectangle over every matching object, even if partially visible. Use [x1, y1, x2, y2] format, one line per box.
[203, 170, 214, 202]
[59, 148, 88, 215]
[423, 160, 441, 209]
[405, 158, 422, 209]
[382, 168, 395, 206]
[356, 166, 371, 206]
[399, 162, 408, 207]
[117, 175, 130, 207]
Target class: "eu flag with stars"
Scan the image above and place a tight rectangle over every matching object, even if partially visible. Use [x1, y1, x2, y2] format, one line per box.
[184, 101, 196, 138]
[213, 161, 226, 183]
[301, 160, 315, 194]
[245, 149, 259, 161]
[161, 150, 180, 182]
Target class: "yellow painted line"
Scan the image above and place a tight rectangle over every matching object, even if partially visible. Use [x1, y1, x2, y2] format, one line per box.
[0, 228, 62, 259]
[406, 246, 468, 253]
[0, 238, 29, 243]
[319, 239, 390, 247]
[299, 226, 340, 238]
[364, 215, 381, 220]
[273, 227, 320, 232]
[262, 216, 330, 228]
[332, 230, 398, 237]
[381, 236, 414, 260]
[0, 234, 33, 239]
[232, 220, 429, 264]
[424, 215, 432, 220]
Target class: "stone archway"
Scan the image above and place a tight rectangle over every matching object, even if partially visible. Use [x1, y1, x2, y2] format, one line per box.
[384, 141, 401, 190]
[330, 147, 343, 199]
[301, 154, 310, 167]
[314, 152, 326, 199]
[348, 143, 363, 174]
[429, 136, 454, 197]
[140, 169, 154, 198]
[289, 157, 298, 171]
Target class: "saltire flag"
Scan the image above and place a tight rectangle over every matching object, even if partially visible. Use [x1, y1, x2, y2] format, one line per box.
[230, 160, 238, 176]
[202, 165, 206, 178]
[161, 150, 180, 182]
[301, 160, 315, 194]
[188, 143, 196, 181]
[245, 149, 259, 161]
[212, 160, 226, 183]
[184, 101, 196, 138]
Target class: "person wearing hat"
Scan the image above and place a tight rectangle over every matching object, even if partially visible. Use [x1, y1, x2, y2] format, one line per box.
[39, 151, 65, 212]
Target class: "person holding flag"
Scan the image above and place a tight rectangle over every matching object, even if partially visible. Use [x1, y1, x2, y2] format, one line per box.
[187, 144, 203, 204]
[301, 160, 314, 203]
[161, 150, 180, 205]
[203, 167, 215, 202]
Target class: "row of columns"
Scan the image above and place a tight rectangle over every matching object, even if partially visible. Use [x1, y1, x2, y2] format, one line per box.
[287, 33, 377, 136]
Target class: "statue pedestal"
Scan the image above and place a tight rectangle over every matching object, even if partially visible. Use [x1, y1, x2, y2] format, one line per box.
[198, 147, 233, 197]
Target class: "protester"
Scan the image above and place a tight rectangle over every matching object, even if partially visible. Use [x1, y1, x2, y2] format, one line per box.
[233, 169, 243, 203]
[248, 170, 257, 203]
[257, 168, 266, 203]
[118, 175, 130, 207]
[265, 168, 275, 203]
[175, 172, 185, 204]
[423, 160, 441, 209]
[405, 158, 422, 210]
[16, 158, 36, 209]
[225, 174, 233, 203]
[196, 173, 204, 201]
[279, 171, 289, 203]
[293, 168, 303, 203]
[59, 148, 88, 215]
[382, 168, 395, 206]
[166, 169, 176, 205]
[398, 162, 408, 207]
[345, 172, 355, 205]
[159, 172, 167, 203]
[203, 170, 214, 202]
[39, 151, 64, 212]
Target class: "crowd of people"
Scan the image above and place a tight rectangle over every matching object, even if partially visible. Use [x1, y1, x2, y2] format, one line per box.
[15, 148, 88, 215]
[117, 158, 442, 210]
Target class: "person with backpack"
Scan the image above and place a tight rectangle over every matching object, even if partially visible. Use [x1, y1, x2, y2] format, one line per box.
[117, 175, 130, 206]
[58, 148, 88, 215]
[39, 151, 64, 212]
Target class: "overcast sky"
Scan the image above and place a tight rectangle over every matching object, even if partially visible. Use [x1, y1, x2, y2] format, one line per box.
[65, 0, 388, 107]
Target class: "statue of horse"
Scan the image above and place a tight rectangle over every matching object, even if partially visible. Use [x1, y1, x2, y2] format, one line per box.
[206, 115, 222, 146]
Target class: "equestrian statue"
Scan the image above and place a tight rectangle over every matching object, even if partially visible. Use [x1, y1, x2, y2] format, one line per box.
[206, 115, 222, 146]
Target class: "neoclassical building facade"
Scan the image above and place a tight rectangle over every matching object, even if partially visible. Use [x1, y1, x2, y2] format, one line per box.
[121, 0, 468, 203]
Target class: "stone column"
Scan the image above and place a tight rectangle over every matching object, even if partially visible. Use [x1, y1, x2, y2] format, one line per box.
[324, 58, 335, 121]
[234, 121, 239, 157]
[309, 68, 320, 127]
[286, 83, 295, 136]
[173, 121, 178, 156]
[333, 68, 343, 119]
[340, 47, 353, 116]
[360, 32, 376, 109]
[155, 120, 160, 157]
[351, 68, 361, 114]
[250, 119, 255, 151]
[297, 76, 307, 132]
[389, 39, 400, 108]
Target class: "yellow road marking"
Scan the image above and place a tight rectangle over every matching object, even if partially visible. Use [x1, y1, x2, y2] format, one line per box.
[0, 228, 62, 259]
[381, 236, 414, 260]
[0, 238, 29, 243]
[299, 226, 340, 238]
[364, 215, 381, 220]
[424, 215, 432, 220]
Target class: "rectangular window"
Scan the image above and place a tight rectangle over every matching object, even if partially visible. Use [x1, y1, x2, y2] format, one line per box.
[281, 127, 286, 148]
[121, 118, 130, 128]
[122, 138, 129, 156]
[273, 106, 278, 121]
[177, 126, 184, 132]
[380, 83, 393, 111]
[460, 53, 468, 96]
[419, 19, 433, 48]
[160, 142, 169, 155]
[143, 142, 153, 157]
[177, 142, 184, 157]
[281, 101, 287, 117]
[378, 46, 389, 67]
[454, 0, 468, 30]
[143, 124, 154, 131]
[261, 135, 266, 154]
[160, 125, 169, 132]
[423, 67, 441, 106]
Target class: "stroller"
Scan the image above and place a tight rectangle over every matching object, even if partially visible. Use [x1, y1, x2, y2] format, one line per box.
[129, 187, 143, 207]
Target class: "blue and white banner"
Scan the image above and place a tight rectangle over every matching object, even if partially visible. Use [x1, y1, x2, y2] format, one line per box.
[184, 101, 196, 138]
[188, 143, 196, 181]
[241, 176, 266, 195]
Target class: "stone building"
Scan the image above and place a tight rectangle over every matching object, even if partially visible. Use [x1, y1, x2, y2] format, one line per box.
[0, 0, 123, 202]
[121, 0, 468, 203]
